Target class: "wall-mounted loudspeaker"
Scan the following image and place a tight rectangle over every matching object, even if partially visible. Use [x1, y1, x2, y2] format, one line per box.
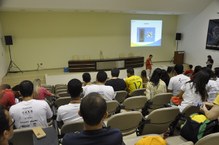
[4, 35, 13, 45]
[175, 33, 182, 40]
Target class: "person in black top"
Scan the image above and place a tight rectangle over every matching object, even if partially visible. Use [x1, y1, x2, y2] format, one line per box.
[62, 92, 123, 145]
[206, 55, 214, 69]
[105, 68, 126, 91]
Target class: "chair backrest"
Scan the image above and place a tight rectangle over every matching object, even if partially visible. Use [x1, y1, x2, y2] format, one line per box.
[149, 93, 172, 110]
[55, 97, 71, 108]
[182, 105, 200, 118]
[195, 132, 219, 145]
[107, 111, 142, 136]
[10, 127, 58, 145]
[56, 92, 71, 98]
[123, 96, 147, 111]
[129, 88, 145, 97]
[140, 107, 180, 135]
[10, 128, 33, 145]
[55, 88, 68, 94]
[61, 121, 84, 135]
[106, 100, 120, 115]
[115, 91, 128, 104]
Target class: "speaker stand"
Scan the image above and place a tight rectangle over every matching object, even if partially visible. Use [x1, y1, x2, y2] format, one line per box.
[6, 45, 23, 75]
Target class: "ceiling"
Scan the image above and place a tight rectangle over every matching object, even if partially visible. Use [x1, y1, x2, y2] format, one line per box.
[0, 0, 214, 15]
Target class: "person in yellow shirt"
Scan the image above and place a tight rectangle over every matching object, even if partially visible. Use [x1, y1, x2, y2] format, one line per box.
[201, 94, 219, 120]
[125, 68, 143, 93]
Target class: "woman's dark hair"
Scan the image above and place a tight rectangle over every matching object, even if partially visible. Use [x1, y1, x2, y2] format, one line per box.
[192, 65, 202, 77]
[160, 69, 170, 86]
[150, 68, 162, 86]
[0, 105, 10, 137]
[190, 71, 210, 101]
[141, 70, 147, 78]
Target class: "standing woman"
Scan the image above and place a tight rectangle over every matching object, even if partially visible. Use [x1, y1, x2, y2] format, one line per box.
[206, 55, 214, 69]
[0, 105, 14, 145]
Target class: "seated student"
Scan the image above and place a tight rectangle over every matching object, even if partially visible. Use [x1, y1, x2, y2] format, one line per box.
[160, 69, 170, 87]
[9, 80, 53, 129]
[184, 64, 194, 76]
[202, 94, 219, 120]
[177, 71, 210, 112]
[125, 68, 143, 93]
[168, 64, 190, 96]
[0, 84, 15, 110]
[83, 71, 115, 101]
[57, 79, 83, 127]
[82, 72, 92, 86]
[32, 79, 53, 100]
[105, 68, 126, 91]
[0, 105, 14, 145]
[62, 92, 123, 145]
[145, 68, 167, 100]
[140, 70, 149, 88]
[190, 65, 202, 80]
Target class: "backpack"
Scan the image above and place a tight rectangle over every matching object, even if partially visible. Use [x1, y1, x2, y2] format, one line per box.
[180, 113, 218, 143]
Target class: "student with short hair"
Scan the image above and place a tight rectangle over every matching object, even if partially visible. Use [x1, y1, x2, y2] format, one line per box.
[105, 68, 126, 91]
[168, 64, 190, 96]
[0, 105, 14, 145]
[9, 80, 53, 129]
[56, 79, 83, 127]
[62, 92, 123, 145]
[125, 68, 143, 93]
[82, 72, 92, 86]
[83, 71, 115, 101]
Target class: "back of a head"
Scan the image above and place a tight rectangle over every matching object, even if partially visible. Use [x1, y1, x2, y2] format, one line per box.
[202, 67, 215, 78]
[127, 68, 134, 76]
[0, 105, 10, 138]
[96, 70, 107, 83]
[19, 80, 34, 97]
[193, 65, 202, 74]
[208, 55, 212, 59]
[141, 70, 147, 78]
[192, 71, 210, 101]
[215, 67, 219, 77]
[0, 84, 11, 91]
[80, 92, 107, 126]
[150, 68, 162, 86]
[82, 73, 91, 83]
[68, 79, 82, 98]
[189, 64, 193, 69]
[174, 64, 184, 74]
[111, 68, 120, 77]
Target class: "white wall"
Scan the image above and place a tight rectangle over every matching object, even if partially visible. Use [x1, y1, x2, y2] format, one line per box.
[177, 0, 219, 68]
[0, 12, 177, 71]
[0, 22, 7, 82]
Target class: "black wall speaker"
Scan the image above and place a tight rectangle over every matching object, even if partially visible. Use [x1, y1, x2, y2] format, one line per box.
[4, 35, 13, 45]
[176, 33, 182, 40]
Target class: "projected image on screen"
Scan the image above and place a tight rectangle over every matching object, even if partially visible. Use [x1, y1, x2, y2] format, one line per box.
[131, 20, 162, 47]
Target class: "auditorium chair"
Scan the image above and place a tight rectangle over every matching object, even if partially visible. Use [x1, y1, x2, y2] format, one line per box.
[114, 90, 128, 104]
[122, 96, 147, 111]
[106, 100, 120, 116]
[129, 88, 145, 97]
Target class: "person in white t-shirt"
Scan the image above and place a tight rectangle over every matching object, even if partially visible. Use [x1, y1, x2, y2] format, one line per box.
[56, 79, 83, 128]
[9, 80, 53, 129]
[168, 64, 190, 96]
[83, 70, 115, 101]
[177, 71, 210, 112]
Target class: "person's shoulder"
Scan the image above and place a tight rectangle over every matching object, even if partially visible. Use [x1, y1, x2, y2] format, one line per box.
[63, 132, 82, 144]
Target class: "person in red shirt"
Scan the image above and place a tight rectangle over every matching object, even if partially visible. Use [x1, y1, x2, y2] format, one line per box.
[184, 64, 194, 77]
[0, 84, 15, 110]
[146, 54, 153, 77]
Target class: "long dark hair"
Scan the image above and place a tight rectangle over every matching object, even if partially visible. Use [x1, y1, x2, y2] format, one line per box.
[190, 71, 210, 101]
[0, 105, 10, 138]
[150, 68, 162, 86]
